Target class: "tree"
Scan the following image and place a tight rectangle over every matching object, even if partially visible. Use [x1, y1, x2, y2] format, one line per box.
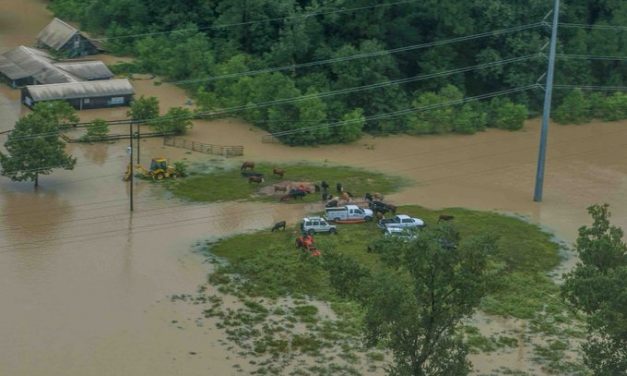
[82, 118, 109, 141]
[325, 224, 495, 375]
[553, 89, 590, 124]
[153, 107, 193, 135]
[562, 204, 627, 375]
[32, 101, 79, 128]
[127, 96, 159, 124]
[0, 112, 76, 188]
[487, 98, 528, 130]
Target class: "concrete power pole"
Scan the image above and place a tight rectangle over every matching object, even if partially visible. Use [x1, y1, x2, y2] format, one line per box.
[533, 0, 560, 202]
[129, 122, 134, 212]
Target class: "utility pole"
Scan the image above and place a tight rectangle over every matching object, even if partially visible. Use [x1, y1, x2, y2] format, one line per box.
[136, 121, 141, 164]
[533, 0, 560, 202]
[129, 122, 134, 212]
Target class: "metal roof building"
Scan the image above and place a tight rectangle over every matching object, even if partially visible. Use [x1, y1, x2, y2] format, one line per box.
[22, 79, 134, 109]
[37, 18, 101, 57]
[0, 46, 78, 86]
[54, 61, 113, 81]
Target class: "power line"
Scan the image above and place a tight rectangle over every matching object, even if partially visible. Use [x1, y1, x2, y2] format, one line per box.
[169, 22, 544, 85]
[557, 54, 627, 61]
[554, 84, 627, 91]
[92, 0, 422, 41]
[558, 22, 627, 32]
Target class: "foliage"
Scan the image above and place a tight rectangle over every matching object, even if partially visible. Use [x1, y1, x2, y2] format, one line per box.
[49, 0, 627, 144]
[153, 107, 193, 135]
[32, 101, 79, 129]
[173, 161, 188, 177]
[81, 118, 109, 141]
[553, 89, 591, 124]
[127, 95, 159, 124]
[325, 225, 495, 375]
[488, 97, 528, 130]
[0, 109, 76, 187]
[562, 204, 627, 375]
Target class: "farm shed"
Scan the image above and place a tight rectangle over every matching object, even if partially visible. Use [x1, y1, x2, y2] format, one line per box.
[37, 18, 101, 57]
[53, 61, 113, 81]
[22, 79, 134, 109]
[0, 46, 77, 87]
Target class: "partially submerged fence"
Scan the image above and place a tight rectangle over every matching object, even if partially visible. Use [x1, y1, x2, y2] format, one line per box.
[163, 136, 244, 157]
[62, 131, 173, 143]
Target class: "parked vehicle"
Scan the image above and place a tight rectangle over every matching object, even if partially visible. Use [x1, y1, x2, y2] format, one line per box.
[301, 217, 337, 234]
[383, 227, 418, 241]
[325, 204, 374, 223]
[378, 214, 425, 229]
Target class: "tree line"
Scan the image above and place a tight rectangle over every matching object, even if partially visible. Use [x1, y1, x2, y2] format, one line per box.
[49, 0, 627, 144]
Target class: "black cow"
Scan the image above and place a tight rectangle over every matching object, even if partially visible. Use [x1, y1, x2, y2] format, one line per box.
[271, 220, 286, 232]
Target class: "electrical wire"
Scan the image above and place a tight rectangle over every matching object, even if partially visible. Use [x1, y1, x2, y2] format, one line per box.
[558, 22, 627, 32]
[557, 54, 627, 61]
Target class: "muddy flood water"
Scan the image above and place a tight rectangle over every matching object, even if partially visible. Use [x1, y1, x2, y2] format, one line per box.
[1, 1, 627, 375]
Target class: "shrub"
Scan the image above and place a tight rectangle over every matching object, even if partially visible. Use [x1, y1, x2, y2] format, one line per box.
[553, 89, 590, 124]
[81, 119, 109, 141]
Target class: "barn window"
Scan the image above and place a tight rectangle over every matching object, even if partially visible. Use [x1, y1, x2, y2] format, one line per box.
[83, 98, 90, 104]
[108, 97, 124, 105]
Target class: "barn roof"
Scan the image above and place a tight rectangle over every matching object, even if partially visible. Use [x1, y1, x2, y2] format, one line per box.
[37, 18, 80, 51]
[54, 61, 113, 80]
[25, 79, 134, 101]
[0, 46, 78, 83]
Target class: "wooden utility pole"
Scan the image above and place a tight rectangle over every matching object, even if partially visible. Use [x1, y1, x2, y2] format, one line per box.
[533, 0, 560, 202]
[129, 122, 134, 212]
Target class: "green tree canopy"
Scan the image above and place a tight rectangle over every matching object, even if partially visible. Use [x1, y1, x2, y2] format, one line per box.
[128, 96, 160, 124]
[325, 224, 496, 375]
[562, 204, 627, 375]
[0, 110, 77, 187]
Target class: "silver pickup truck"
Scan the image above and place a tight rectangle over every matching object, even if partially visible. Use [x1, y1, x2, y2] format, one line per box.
[378, 214, 425, 229]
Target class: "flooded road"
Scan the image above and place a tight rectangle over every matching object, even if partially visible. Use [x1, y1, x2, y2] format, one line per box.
[1, 1, 627, 375]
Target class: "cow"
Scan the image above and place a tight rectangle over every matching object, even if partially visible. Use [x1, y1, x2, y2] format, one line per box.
[273, 168, 285, 178]
[336, 182, 343, 193]
[271, 220, 286, 232]
[325, 199, 339, 208]
[438, 214, 455, 223]
[314, 184, 321, 193]
[240, 161, 255, 170]
[340, 191, 352, 202]
[274, 185, 288, 193]
[248, 175, 264, 184]
[364, 192, 374, 202]
[321, 181, 329, 191]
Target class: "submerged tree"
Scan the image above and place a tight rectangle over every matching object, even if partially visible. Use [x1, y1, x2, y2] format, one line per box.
[0, 110, 76, 188]
[562, 204, 627, 375]
[325, 224, 495, 375]
[127, 95, 160, 125]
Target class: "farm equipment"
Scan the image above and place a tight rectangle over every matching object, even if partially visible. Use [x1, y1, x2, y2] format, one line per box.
[123, 158, 184, 181]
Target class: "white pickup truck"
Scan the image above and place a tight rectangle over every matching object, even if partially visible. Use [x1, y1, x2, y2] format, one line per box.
[325, 204, 374, 222]
[378, 214, 425, 229]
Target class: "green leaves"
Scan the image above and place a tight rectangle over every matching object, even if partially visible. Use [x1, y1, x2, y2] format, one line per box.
[562, 204, 627, 375]
[0, 104, 77, 187]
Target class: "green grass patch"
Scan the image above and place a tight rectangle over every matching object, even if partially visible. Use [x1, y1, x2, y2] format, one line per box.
[208, 205, 563, 320]
[166, 162, 407, 203]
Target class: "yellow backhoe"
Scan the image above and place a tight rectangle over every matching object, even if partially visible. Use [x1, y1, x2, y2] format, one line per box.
[123, 158, 182, 181]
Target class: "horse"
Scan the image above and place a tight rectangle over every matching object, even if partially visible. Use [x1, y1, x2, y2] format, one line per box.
[248, 175, 264, 184]
[314, 184, 321, 193]
[271, 220, 286, 232]
[321, 181, 329, 191]
[364, 192, 373, 202]
[438, 214, 455, 223]
[376, 211, 385, 221]
[240, 161, 255, 170]
[373, 192, 384, 201]
[336, 182, 343, 193]
[280, 194, 292, 202]
[273, 168, 285, 178]
[321, 192, 330, 201]
[274, 185, 287, 193]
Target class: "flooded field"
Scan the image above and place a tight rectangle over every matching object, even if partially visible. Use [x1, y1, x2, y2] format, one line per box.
[1, 1, 627, 375]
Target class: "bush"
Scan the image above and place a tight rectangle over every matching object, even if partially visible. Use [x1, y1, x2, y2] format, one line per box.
[553, 89, 590, 124]
[488, 98, 528, 130]
[599, 92, 627, 121]
[81, 119, 109, 141]
[153, 107, 194, 135]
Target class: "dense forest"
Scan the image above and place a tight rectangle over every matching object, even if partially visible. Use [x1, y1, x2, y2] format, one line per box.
[50, 0, 626, 144]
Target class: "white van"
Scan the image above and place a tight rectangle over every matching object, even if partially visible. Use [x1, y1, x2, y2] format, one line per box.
[325, 205, 374, 222]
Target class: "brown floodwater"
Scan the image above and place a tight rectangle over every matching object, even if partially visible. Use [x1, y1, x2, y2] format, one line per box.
[2, 1, 627, 375]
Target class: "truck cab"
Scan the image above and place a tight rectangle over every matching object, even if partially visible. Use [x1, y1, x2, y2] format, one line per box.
[325, 204, 374, 222]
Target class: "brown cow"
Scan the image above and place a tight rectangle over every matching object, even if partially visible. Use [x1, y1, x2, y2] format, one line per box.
[248, 175, 264, 184]
[241, 161, 255, 170]
[274, 185, 287, 193]
[273, 168, 285, 178]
